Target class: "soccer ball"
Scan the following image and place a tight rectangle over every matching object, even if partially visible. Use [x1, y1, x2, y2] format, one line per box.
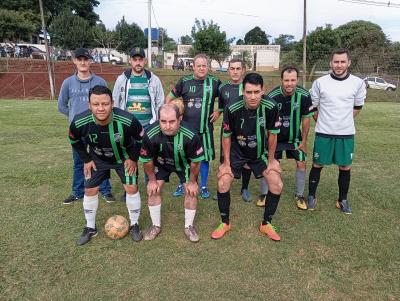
[104, 215, 129, 239]
[171, 99, 184, 116]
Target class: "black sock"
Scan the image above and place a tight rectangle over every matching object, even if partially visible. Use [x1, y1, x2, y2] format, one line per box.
[338, 169, 351, 201]
[217, 191, 231, 224]
[308, 166, 322, 197]
[241, 168, 251, 191]
[262, 191, 281, 224]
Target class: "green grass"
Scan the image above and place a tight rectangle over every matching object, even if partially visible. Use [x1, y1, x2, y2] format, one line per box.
[0, 100, 399, 300]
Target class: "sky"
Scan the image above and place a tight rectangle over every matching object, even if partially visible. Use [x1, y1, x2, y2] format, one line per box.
[95, 0, 400, 43]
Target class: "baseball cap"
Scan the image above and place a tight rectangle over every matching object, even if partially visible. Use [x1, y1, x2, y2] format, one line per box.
[129, 47, 146, 58]
[74, 48, 92, 59]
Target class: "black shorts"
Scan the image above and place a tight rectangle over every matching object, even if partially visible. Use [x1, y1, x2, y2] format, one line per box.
[275, 143, 306, 161]
[85, 160, 138, 188]
[155, 165, 189, 183]
[230, 151, 267, 179]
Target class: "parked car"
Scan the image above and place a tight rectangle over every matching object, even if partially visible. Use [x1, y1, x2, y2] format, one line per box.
[364, 76, 396, 91]
[17, 45, 46, 59]
[100, 53, 123, 65]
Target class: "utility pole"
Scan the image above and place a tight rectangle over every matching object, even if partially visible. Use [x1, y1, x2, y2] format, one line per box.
[302, 0, 307, 87]
[39, 0, 55, 99]
[147, 0, 152, 68]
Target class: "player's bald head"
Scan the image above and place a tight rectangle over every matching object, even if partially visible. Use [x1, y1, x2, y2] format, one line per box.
[159, 104, 180, 120]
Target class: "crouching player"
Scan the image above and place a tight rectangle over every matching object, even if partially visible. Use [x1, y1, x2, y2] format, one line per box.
[211, 73, 284, 241]
[139, 104, 205, 242]
[69, 85, 144, 246]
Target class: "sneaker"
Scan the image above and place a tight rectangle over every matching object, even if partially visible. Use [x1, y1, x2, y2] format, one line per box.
[259, 223, 281, 241]
[336, 199, 352, 214]
[129, 223, 143, 241]
[295, 195, 307, 210]
[143, 225, 161, 241]
[256, 194, 267, 207]
[307, 195, 317, 210]
[211, 222, 231, 240]
[184, 225, 200, 243]
[63, 194, 81, 205]
[172, 184, 184, 197]
[76, 226, 98, 246]
[200, 187, 210, 199]
[213, 195, 218, 201]
[103, 193, 116, 204]
[241, 189, 252, 202]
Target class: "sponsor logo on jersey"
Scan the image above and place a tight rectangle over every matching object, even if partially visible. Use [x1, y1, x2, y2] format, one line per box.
[223, 123, 230, 131]
[283, 120, 290, 128]
[196, 147, 203, 155]
[114, 133, 121, 142]
[248, 141, 257, 148]
[157, 157, 164, 165]
[314, 152, 319, 159]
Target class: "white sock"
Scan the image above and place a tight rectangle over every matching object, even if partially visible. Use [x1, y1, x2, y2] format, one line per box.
[126, 191, 141, 225]
[83, 194, 99, 229]
[184, 208, 196, 228]
[259, 178, 268, 195]
[148, 204, 161, 227]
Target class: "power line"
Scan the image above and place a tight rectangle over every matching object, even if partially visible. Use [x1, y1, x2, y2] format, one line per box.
[338, 0, 400, 8]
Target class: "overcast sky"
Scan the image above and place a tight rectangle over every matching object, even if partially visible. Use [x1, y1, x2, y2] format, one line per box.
[95, 0, 400, 42]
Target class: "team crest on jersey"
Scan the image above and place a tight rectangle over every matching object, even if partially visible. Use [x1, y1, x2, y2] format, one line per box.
[248, 141, 257, 148]
[314, 152, 319, 159]
[258, 117, 265, 126]
[188, 99, 194, 108]
[114, 133, 121, 142]
[283, 121, 290, 128]
[177, 144, 183, 151]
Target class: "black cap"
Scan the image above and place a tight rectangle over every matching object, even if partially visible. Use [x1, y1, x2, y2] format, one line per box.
[74, 48, 92, 59]
[129, 47, 146, 58]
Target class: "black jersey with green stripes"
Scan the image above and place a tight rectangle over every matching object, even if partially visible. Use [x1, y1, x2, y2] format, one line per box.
[69, 108, 144, 164]
[222, 96, 280, 160]
[218, 81, 242, 111]
[139, 121, 204, 173]
[170, 74, 221, 134]
[267, 86, 316, 144]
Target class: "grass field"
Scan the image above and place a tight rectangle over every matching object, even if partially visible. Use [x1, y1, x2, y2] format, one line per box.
[0, 100, 399, 300]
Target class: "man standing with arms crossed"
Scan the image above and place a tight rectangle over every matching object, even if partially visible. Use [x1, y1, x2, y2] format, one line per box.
[139, 104, 205, 242]
[259, 66, 316, 209]
[307, 48, 366, 214]
[58, 48, 114, 205]
[166, 54, 221, 199]
[69, 86, 144, 245]
[212, 73, 283, 241]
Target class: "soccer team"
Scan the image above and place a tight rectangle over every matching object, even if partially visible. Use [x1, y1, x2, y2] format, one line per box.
[59, 46, 366, 246]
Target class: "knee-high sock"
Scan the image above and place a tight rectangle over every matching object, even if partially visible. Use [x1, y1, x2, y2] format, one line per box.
[184, 209, 196, 228]
[295, 168, 306, 197]
[262, 191, 281, 224]
[148, 204, 161, 227]
[308, 166, 322, 197]
[126, 191, 141, 225]
[259, 178, 268, 195]
[241, 168, 251, 191]
[200, 161, 209, 188]
[338, 169, 351, 201]
[217, 191, 231, 224]
[83, 194, 99, 229]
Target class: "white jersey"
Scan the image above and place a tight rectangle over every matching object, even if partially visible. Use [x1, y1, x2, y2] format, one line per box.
[309, 73, 366, 136]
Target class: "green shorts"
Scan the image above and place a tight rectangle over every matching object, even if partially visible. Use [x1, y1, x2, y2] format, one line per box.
[312, 135, 354, 166]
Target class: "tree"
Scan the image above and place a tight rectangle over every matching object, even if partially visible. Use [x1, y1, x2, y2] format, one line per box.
[236, 38, 244, 45]
[180, 35, 193, 45]
[159, 28, 177, 51]
[190, 19, 232, 67]
[244, 26, 269, 45]
[274, 34, 296, 51]
[0, 9, 36, 41]
[92, 25, 120, 56]
[115, 16, 146, 54]
[50, 8, 93, 49]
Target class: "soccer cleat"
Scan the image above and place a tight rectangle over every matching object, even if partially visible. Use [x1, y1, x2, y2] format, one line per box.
[103, 193, 116, 204]
[295, 195, 307, 210]
[256, 194, 267, 207]
[184, 225, 200, 243]
[76, 226, 98, 246]
[241, 189, 252, 202]
[129, 223, 143, 241]
[307, 195, 317, 210]
[336, 199, 352, 214]
[63, 194, 81, 205]
[172, 184, 184, 197]
[200, 187, 211, 199]
[143, 225, 161, 241]
[259, 223, 281, 241]
[211, 222, 231, 240]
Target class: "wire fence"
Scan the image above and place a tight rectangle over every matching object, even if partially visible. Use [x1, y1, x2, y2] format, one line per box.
[0, 52, 399, 100]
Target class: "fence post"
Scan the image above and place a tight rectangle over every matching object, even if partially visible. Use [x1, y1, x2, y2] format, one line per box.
[22, 73, 26, 99]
